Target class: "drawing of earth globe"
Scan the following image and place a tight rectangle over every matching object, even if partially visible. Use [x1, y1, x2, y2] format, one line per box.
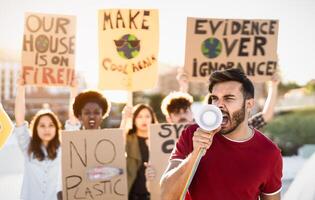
[201, 37, 222, 59]
[35, 35, 49, 53]
[114, 34, 140, 59]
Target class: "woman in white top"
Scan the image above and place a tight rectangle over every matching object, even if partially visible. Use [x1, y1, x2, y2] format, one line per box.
[14, 77, 62, 200]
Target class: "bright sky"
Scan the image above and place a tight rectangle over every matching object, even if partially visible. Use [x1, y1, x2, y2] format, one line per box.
[0, 0, 314, 87]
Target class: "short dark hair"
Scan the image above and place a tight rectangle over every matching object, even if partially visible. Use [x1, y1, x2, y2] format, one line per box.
[161, 92, 193, 116]
[73, 90, 109, 118]
[208, 68, 254, 101]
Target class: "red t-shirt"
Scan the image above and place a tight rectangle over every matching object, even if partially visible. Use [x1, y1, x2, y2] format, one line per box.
[170, 124, 282, 200]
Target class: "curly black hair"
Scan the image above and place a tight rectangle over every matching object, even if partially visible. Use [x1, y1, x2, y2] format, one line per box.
[73, 90, 110, 118]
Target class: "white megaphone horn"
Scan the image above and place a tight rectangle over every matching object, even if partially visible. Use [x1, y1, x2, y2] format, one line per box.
[195, 104, 223, 132]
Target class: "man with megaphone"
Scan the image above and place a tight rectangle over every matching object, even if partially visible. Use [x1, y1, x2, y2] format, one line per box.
[160, 68, 282, 200]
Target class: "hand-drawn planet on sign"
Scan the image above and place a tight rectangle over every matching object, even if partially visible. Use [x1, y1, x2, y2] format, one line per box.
[35, 35, 49, 53]
[201, 37, 222, 59]
[114, 34, 140, 59]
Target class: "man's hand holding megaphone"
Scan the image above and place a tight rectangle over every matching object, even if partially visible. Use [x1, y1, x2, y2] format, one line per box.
[193, 104, 223, 154]
[192, 127, 221, 155]
[179, 104, 223, 200]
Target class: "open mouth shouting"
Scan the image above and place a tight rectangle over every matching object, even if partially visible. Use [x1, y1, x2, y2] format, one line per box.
[221, 111, 230, 127]
[88, 119, 96, 128]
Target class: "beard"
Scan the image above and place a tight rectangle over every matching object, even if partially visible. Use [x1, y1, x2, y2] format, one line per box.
[219, 101, 246, 135]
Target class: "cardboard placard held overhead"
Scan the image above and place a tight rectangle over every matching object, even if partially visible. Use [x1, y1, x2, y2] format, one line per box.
[22, 12, 76, 86]
[148, 123, 188, 200]
[98, 9, 159, 91]
[184, 18, 279, 82]
[0, 104, 13, 150]
[61, 129, 128, 200]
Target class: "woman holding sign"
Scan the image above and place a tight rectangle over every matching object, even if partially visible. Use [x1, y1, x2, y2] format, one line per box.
[14, 76, 62, 200]
[123, 104, 158, 200]
[56, 81, 111, 200]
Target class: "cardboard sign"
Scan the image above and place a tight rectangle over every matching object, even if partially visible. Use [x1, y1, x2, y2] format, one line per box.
[0, 104, 13, 150]
[22, 12, 76, 86]
[98, 9, 159, 91]
[61, 129, 128, 200]
[148, 123, 188, 200]
[184, 18, 279, 82]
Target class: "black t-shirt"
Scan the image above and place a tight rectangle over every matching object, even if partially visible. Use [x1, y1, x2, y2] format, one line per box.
[129, 136, 149, 199]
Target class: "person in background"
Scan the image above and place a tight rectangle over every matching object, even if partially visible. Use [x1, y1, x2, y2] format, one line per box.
[15, 76, 62, 200]
[143, 70, 195, 190]
[65, 78, 110, 130]
[248, 72, 280, 129]
[161, 91, 194, 124]
[57, 82, 110, 200]
[122, 104, 158, 200]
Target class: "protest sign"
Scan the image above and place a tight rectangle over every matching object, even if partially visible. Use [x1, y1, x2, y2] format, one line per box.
[148, 123, 188, 200]
[98, 9, 159, 91]
[61, 129, 128, 200]
[0, 104, 13, 150]
[184, 18, 279, 82]
[22, 12, 76, 86]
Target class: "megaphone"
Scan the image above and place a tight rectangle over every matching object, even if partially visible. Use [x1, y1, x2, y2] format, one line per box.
[195, 104, 223, 132]
[180, 105, 223, 200]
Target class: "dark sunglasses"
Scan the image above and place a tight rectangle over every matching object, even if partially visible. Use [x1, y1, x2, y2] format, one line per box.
[114, 39, 140, 48]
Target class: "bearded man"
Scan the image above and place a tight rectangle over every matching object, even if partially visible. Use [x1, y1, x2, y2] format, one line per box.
[160, 68, 282, 200]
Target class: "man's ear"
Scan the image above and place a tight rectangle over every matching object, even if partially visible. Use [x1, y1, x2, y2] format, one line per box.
[246, 98, 255, 112]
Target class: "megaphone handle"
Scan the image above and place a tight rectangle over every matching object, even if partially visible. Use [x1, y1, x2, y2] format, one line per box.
[180, 148, 206, 200]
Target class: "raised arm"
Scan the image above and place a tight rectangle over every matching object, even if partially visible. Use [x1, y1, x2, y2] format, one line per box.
[68, 75, 79, 125]
[262, 73, 280, 122]
[15, 75, 26, 126]
[14, 75, 31, 154]
[176, 68, 189, 93]
[119, 105, 133, 131]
